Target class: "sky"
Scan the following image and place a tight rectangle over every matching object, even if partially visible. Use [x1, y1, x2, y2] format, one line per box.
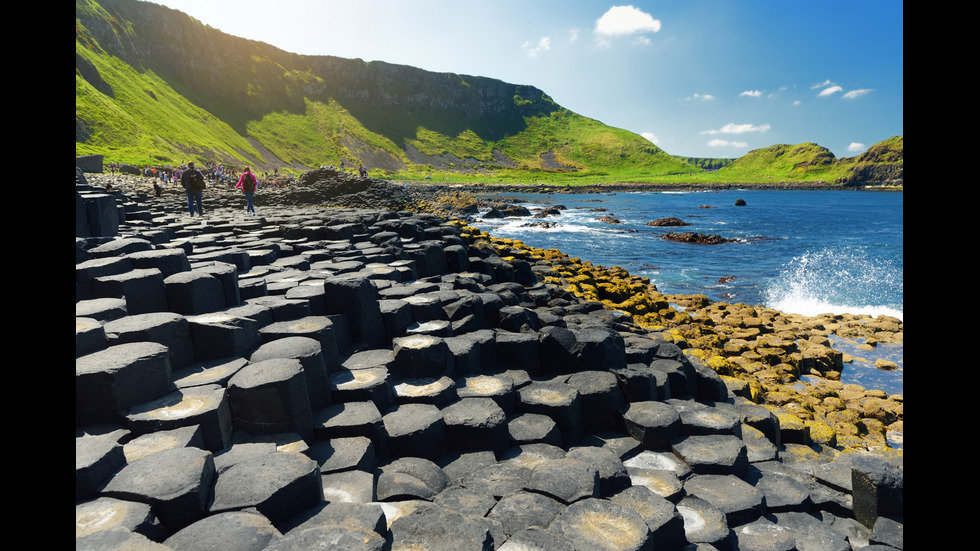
[148, 0, 903, 159]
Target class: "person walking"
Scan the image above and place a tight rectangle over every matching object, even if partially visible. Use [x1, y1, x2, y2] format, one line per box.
[236, 166, 258, 215]
[180, 161, 207, 216]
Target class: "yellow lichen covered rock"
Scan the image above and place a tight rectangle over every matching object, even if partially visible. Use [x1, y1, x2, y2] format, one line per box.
[804, 420, 837, 447]
[441, 212, 902, 456]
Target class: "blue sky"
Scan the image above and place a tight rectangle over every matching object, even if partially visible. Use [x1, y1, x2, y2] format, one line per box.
[150, 1, 903, 159]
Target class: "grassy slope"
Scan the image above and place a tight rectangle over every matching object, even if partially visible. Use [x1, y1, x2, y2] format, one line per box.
[712, 142, 842, 183]
[75, 0, 699, 179]
[76, 0, 900, 186]
[394, 108, 701, 184]
[75, 1, 261, 165]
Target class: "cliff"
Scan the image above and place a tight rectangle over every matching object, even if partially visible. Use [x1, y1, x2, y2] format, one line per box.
[75, 0, 691, 177]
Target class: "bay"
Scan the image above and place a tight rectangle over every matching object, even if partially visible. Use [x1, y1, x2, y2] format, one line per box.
[469, 189, 903, 320]
[468, 189, 903, 394]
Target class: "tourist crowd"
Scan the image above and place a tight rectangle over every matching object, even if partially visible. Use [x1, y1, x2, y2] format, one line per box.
[107, 161, 295, 190]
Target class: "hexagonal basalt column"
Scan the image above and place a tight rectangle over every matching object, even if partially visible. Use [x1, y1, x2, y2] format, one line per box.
[227, 358, 314, 442]
[391, 334, 454, 380]
[382, 403, 447, 460]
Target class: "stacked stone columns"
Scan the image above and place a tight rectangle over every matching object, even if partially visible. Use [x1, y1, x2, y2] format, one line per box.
[77, 199, 902, 550]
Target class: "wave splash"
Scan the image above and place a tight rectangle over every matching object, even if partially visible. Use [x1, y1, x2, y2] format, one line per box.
[762, 247, 903, 320]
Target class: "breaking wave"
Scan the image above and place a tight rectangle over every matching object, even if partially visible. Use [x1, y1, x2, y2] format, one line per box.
[762, 247, 903, 320]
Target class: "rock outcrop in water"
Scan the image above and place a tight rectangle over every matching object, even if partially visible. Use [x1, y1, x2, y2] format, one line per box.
[662, 232, 736, 245]
[76, 170, 903, 550]
[647, 218, 690, 227]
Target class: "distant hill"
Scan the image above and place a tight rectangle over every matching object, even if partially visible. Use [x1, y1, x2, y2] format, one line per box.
[75, 0, 901, 187]
[712, 137, 903, 187]
[833, 135, 904, 187]
[673, 156, 736, 171]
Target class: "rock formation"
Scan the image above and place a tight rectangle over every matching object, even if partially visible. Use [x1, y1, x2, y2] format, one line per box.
[76, 171, 903, 550]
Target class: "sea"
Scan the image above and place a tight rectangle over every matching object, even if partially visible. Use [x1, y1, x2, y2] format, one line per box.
[467, 189, 903, 396]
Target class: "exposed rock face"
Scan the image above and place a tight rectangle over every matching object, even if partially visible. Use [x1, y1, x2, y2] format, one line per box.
[78, 0, 559, 151]
[76, 155, 105, 174]
[836, 137, 903, 187]
[273, 168, 413, 210]
[837, 163, 904, 187]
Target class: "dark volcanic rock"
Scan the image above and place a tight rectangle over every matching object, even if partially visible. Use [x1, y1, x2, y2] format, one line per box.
[646, 217, 689, 227]
[76, 172, 903, 550]
[662, 232, 736, 245]
[280, 169, 413, 210]
[497, 204, 531, 217]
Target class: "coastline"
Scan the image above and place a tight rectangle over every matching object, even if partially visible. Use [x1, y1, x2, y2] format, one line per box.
[449, 220, 903, 450]
[400, 182, 904, 451]
[78, 171, 904, 548]
[393, 180, 904, 195]
[97, 173, 903, 453]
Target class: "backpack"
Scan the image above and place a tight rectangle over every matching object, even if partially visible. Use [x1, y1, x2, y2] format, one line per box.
[188, 170, 206, 191]
[243, 173, 257, 193]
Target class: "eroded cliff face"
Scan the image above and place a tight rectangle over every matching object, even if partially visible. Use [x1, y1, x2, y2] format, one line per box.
[837, 163, 903, 187]
[836, 137, 904, 187]
[79, 0, 557, 144]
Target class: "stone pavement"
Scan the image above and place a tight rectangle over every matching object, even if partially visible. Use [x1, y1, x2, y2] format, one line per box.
[76, 180, 903, 550]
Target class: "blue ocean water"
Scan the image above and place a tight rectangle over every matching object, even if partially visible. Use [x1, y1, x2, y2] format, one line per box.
[469, 189, 904, 395]
[469, 189, 903, 321]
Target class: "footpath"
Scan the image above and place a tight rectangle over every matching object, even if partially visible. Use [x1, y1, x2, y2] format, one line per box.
[76, 169, 903, 550]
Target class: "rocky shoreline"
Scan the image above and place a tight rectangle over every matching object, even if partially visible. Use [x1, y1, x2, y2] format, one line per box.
[76, 171, 903, 550]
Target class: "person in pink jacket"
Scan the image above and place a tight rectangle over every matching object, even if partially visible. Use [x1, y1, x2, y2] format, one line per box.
[236, 167, 258, 215]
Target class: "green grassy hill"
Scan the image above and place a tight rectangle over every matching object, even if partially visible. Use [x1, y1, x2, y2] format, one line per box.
[76, 0, 901, 187]
[708, 138, 903, 187]
[714, 142, 841, 182]
[75, 0, 699, 181]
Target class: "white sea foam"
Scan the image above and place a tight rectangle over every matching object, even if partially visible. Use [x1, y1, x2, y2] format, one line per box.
[762, 247, 903, 320]
[768, 295, 904, 320]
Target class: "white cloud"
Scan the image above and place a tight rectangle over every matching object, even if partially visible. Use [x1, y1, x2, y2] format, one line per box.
[569, 29, 580, 42]
[817, 84, 873, 99]
[594, 5, 662, 37]
[687, 93, 715, 101]
[522, 36, 551, 57]
[811, 79, 836, 89]
[707, 138, 748, 148]
[701, 123, 771, 135]
[847, 142, 867, 153]
[842, 88, 873, 99]
[740, 90, 762, 98]
[641, 132, 659, 145]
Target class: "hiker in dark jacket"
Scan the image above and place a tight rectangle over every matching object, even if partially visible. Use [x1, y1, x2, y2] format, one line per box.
[236, 167, 258, 215]
[180, 161, 207, 216]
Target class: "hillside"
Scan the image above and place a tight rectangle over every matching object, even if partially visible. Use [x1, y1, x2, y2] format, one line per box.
[708, 138, 903, 187]
[75, 0, 698, 180]
[76, 0, 901, 187]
